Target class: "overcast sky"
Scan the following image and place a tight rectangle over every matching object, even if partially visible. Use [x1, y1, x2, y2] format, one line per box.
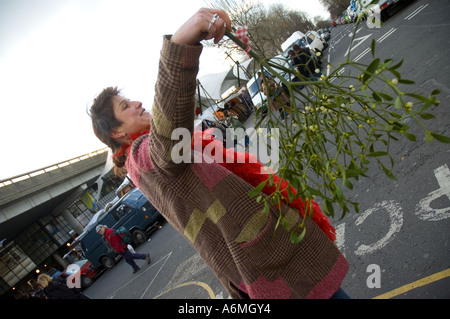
[0, 0, 328, 180]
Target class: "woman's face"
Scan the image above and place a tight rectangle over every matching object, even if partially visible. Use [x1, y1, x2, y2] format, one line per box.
[111, 95, 151, 138]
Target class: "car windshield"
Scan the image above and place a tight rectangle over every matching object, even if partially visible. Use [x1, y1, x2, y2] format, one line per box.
[248, 77, 261, 98]
[269, 57, 292, 81]
[74, 259, 88, 267]
[297, 39, 308, 47]
[282, 39, 308, 58]
[269, 57, 287, 67]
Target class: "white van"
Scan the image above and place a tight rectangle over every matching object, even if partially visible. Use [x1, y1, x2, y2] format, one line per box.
[305, 31, 325, 53]
[281, 31, 307, 52]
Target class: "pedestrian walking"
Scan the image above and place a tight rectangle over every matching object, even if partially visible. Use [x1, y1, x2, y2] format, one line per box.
[88, 8, 349, 298]
[96, 225, 150, 274]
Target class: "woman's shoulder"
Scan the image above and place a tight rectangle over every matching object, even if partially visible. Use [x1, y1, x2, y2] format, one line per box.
[127, 134, 154, 189]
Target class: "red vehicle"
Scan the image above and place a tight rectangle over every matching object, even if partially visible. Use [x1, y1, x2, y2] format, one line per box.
[60, 259, 102, 289]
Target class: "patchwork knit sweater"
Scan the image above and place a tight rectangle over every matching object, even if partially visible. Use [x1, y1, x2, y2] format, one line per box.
[125, 36, 349, 299]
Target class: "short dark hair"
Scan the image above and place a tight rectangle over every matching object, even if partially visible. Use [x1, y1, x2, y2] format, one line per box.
[89, 86, 122, 151]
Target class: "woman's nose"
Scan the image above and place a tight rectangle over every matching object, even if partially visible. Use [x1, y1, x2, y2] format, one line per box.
[133, 101, 142, 108]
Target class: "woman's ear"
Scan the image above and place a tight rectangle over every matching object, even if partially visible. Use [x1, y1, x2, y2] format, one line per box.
[110, 130, 126, 139]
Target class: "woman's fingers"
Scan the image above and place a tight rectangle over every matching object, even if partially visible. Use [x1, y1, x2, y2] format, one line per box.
[171, 8, 231, 45]
[208, 9, 232, 44]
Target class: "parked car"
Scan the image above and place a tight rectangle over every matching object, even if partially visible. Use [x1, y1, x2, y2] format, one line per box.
[269, 55, 294, 82]
[318, 28, 330, 42]
[74, 188, 165, 269]
[305, 30, 326, 53]
[245, 54, 291, 107]
[368, 0, 406, 21]
[281, 31, 307, 52]
[245, 59, 292, 116]
[47, 268, 63, 279]
[59, 259, 101, 289]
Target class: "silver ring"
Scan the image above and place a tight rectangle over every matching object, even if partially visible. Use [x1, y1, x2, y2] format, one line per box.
[207, 13, 219, 33]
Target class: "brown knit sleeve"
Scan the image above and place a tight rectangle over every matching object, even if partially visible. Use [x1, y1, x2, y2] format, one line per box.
[149, 35, 203, 176]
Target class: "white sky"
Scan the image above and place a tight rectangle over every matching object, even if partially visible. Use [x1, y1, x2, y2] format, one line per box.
[0, 0, 328, 180]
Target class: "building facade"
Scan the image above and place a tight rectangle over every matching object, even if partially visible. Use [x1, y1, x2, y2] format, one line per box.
[0, 149, 123, 298]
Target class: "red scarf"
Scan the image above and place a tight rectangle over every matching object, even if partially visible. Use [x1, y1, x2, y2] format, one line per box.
[113, 131, 150, 159]
[114, 129, 336, 242]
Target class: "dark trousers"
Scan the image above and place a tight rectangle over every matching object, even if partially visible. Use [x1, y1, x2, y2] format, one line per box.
[121, 248, 146, 271]
[330, 288, 351, 299]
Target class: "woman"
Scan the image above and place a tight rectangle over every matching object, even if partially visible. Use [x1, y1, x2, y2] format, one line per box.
[36, 274, 88, 299]
[288, 49, 303, 75]
[89, 8, 349, 299]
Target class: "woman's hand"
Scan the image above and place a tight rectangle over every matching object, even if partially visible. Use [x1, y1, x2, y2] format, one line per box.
[171, 8, 231, 46]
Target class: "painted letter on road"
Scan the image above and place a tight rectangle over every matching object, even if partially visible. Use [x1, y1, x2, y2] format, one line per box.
[355, 200, 403, 256]
[416, 164, 450, 221]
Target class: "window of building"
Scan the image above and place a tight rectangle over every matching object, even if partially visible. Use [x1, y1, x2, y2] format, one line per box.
[14, 224, 58, 266]
[0, 242, 36, 287]
[68, 200, 94, 227]
[40, 214, 72, 246]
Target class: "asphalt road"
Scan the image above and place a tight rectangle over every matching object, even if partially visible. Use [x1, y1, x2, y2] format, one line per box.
[84, 223, 230, 299]
[324, 0, 450, 299]
[84, 0, 449, 301]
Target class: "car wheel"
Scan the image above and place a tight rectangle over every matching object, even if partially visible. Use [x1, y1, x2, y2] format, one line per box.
[132, 229, 147, 245]
[101, 256, 115, 269]
[81, 275, 93, 288]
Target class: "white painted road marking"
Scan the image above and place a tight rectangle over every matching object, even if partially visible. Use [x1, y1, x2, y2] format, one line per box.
[329, 67, 346, 83]
[354, 200, 403, 256]
[377, 28, 397, 43]
[107, 251, 172, 299]
[416, 164, 450, 221]
[336, 164, 450, 256]
[405, 3, 429, 20]
[354, 47, 371, 62]
[345, 34, 372, 57]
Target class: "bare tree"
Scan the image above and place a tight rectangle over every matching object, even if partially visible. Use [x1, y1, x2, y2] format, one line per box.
[205, 0, 315, 58]
[204, 0, 267, 56]
[256, 3, 315, 56]
[318, 0, 349, 18]
[314, 16, 332, 29]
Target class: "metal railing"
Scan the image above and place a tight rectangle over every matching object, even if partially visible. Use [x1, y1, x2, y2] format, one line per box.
[0, 148, 109, 188]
